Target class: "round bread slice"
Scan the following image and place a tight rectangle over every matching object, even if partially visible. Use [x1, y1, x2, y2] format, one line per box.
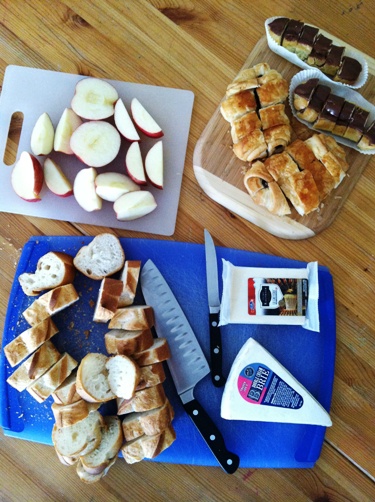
[106, 354, 141, 400]
[76, 456, 117, 484]
[73, 233, 125, 280]
[76, 353, 115, 403]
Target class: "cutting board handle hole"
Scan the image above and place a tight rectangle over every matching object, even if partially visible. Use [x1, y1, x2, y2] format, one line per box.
[3, 111, 24, 166]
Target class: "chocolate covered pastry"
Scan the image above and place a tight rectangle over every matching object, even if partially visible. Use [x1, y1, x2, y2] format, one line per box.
[332, 101, 356, 137]
[357, 121, 375, 150]
[281, 20, 304, 53]
[343, 106, 370, 143]
[297, 84, 331, 123]
[307, 34, 332, 67]
[295, 24, 319, 60]
[293, 78, 319, 111]
[334, 56, 362, 85]
[321, 45, 345, 76]
[314, 94, 345, 132]
[267, 17, 290, 44]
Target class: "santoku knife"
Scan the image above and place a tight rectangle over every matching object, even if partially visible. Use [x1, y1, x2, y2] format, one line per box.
[204, 229, 225, 387]
[141, 259, 239, 474]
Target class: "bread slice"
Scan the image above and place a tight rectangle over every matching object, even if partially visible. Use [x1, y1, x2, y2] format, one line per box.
[76, 353, 115, 403]
[80, 415, 123, 475]
[76, 456, 117, 484]
[52, 370, 81, 405]
[104, 328, 154, 356]
[118, 260, 141, 307]
[121, 424, 176, 464]
[105, 354, 141, 400]
[52, 410, 104, 457]
[18, 251, 76, 296]
[133, 338, 170, 367]
[56, 451, 79, 466]
[4, 318, 59, 367]
[23, 284, 79, 326]
[93, 278, 123, 323]
[121, 399, 174, 441]
[27, 352, 78, 403]
[6, 340, 61, 391]
[117, 383, 166, 415]
[52, 399, 101, 428]
[108, 306, 154, 331]
[73, 233, 125, 280]
[136, 362, 166, 391]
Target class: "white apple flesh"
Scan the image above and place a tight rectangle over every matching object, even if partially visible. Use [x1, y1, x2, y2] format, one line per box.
[73, 167, 102, 212]
[71, 77, 119, 120]
[114, 190, 157, 221]
[30, 112, 55, 156]
[145, 140, 163, 189]
[125, 141, 147, 185]
[43, 158, 73, 197]
[54, 108, 83, 154]
[11, 151, 44, 202]
[131, 98, 163, 138]
[70, 121, 121, 168]
[95, 172, 140, 202]
[114, 99, 140, 141]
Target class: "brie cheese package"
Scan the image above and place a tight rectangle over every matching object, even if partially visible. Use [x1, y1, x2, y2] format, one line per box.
[221, 338, 332, 427]
[219, 260, 319, 332]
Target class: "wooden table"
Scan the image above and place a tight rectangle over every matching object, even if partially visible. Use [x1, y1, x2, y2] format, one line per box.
[0, 1, 374, 500]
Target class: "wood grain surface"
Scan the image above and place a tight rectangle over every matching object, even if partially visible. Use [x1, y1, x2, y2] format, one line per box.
[0, 1, 374, 501]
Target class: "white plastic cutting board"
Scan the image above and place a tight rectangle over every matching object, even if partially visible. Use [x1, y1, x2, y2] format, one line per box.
[0, 66, 194, 235]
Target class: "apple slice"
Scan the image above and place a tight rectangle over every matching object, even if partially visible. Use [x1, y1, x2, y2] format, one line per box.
[30, 112, 54, 156]
[145, 140, 163, 189]
[114, 99, 140, 141]
[54, 108, 83, 154]
[44, 158, 73, 197]
[71, 77, 119, 120]
[70, 121, 121, 168]
[74, 167, 102, 212]
[95, 172, 140, 202]
[131, 98, 163, 138]
[114, 190, 157, 221]
[125, 142, 147, 185]
[11, 151, 44, 202]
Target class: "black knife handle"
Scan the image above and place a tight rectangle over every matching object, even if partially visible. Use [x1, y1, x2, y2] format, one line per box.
[209, 312, 226, 387]
[183, 398, 240, 474]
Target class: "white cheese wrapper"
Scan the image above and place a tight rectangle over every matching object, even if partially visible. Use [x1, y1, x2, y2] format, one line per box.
[289, 69, 375, 155]
[265, 17, 368, 89]
[219, 260, 319, 332]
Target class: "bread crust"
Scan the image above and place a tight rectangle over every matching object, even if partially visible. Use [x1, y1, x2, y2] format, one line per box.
[52, 399, 100, 428]
[76, 353, 116, 403]
[121, 424, 176, 464]
[104, 328, 154, 356]
[118, 260, 141, 307]
[52, 370, 81, 405]
[117, 383, 166, 415]
[133, 338, 171, 367]
[108, 306, 155, 331]
[93, 278, 123, 323]
[121, 399, 174, 441]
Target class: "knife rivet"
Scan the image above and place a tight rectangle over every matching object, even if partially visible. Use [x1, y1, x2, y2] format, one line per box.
[214, 347, 220, 354]
[210, 435, 216, 441]
[211, 321, 218, 327]
[193, 409, 198, 416]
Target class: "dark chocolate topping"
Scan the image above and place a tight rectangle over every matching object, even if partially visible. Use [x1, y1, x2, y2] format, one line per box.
[294, 78, 319, 99]
[310, 33, 332, 58]
[283, 19, 304, 42]
[337, 56, 362, 83]
[298, 25, 319, 47]
[350, 107, 370, 132]
[309, 85, 331, 112]
[268, 17, 290, 37]
[319, 95, 345, 121]
[336, 101, 356, 126]
[325, 45, 345, 68]
[363, 121, 375, 143]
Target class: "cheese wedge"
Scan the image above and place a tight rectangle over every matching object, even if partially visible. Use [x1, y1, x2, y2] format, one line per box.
[221, 338, 332, 427]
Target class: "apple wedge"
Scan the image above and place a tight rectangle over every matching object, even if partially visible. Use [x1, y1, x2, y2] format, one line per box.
[125, 141, 147, 185]
[11, 152, 44, 202]
[70, 121, 121, 168]
[54, 108, 83, 154]
[114, 99, 140, 142]
[131, 98, 163, 138]
[44, 158, 73, 197]
[95, 172, 140, 202]
[30, 112, 54, 156]
[71, 77, 119, 120]
[145, 140, 163, 189]
[114, 191, 157, 221]
[74, 167, 102, 212]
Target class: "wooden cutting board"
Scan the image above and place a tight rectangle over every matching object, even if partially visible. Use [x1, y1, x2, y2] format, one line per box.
[193, 36, 375, 240]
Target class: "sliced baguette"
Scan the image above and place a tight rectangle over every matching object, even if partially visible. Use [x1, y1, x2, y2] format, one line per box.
[93, 278, 123, 323]
[76, 456, 117, 484]
[76, 353, 115, 403]
[121, 424, 176, 464]
[18, 251, 76, 296]
[133, 338, 170, 367]
[73, 233, 125, 280]
[6, 340, 61, 391]
[117, 383, 166, 415]
[121, 399, 174, 441]
[52, 410, 104, 457]
[118, 260, 141, 307]
[27, 352, 78, 403]
[4, 318, 59, 367]
[52, 370, 81, 405]
[105, 354, 141, 400]
[56, 451, 79, 466]
[52, 399, 101, 428]
[23, 283, 79, 326]
[104, 328, 154, 356]
[136, 362, 166, 391]
[108, 305, 154, 331]
[80, 415, 123, 475]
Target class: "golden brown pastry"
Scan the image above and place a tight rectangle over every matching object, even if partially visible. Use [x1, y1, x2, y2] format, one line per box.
[263, 124, 292, 156]
[264, 151, 299, 185]
[305, 135, 346, 187]
[259, 104, 290, 130]
[243, 160, 274, 196]
[255, 76, 289, 108]
[230, 111, 261, 143]
[318, 135, 348, 170]
[280, 170, 320, 215]
[220, 90, 257, 122]
[232, 130, 268, 162]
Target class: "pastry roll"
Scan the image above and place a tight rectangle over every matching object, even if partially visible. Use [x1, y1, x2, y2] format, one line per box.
[314, 94, 345, 132]
[243, 160, 274, 196]
[332, 101, 356, 137]
[257, 69, 283, 85]
[263, 124, 292, 155]
[305, 135, 346, 187]
[306, 33, 332, 67]
[267, 17, 290, 44]
[226, 70, 258, 97]
[320, 45, 345, 76]
[318, 134, 348, 170]
[220, 90, 257, 122]
[293, 78, 319, 111]
[281, 19, 304, 52]
[343, 106, 370, 143]
[334, 56, 362, 85]
[280, 170, 320, 215]
[297, 84, 330, 123]
[259, 104, 290, 130]
[264, 151, 299, 185]
[256, 76, 289, 108]
[357, 120, 375, 150]
[232, 129, 268, 162]
[295, 24, 319, 60]
[230, 111, 261, 143]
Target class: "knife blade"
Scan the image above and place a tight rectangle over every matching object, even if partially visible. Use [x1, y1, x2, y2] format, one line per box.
[141, 260, 239, 474]
[204, 229, 225, 387]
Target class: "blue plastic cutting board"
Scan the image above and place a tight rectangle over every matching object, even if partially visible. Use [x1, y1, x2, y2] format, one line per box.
[0, 236, 336, 468]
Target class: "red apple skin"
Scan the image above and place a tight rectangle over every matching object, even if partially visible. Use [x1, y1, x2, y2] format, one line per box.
[126, 167, 148, 186]
[11, 152, 44, 202]
[134, 125, 164, 139]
